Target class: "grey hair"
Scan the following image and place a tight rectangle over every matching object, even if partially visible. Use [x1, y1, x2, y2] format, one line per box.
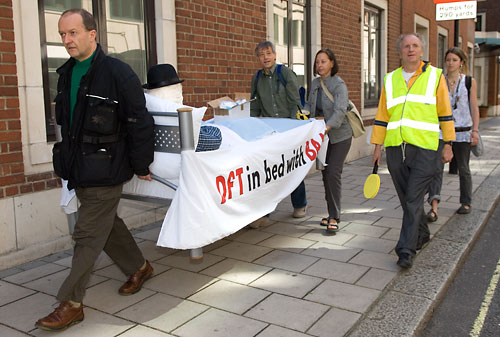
[396, 33, 426, 53]
[255, 41, 276, 56]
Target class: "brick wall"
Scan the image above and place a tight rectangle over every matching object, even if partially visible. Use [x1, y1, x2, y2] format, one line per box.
[175, 0, 267, 118]
[321, 1, 362, 108]
[0, 0, 60, 199]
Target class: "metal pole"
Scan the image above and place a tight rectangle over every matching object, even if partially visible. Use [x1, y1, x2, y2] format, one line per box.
[176, 107, 204, 261]
[454, 20, 459, 47]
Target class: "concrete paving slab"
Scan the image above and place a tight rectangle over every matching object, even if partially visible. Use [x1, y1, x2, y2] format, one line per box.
[23, 269, 106, 296]
[245, 293, 329, 332]
[249, 268, 323, 298]
[260, 222, 313, 238]
[155, 251, 225, 273]
[257, 324, 311, 337]
[301, 241, 361, 262]
[0, 292, 55, 332]
[303, 259, 369, 284]
[209, 242, 273, 262]
[200, 258, 272, 285]
[84, 279, 156, 314]
[173, 308, 267, 337]
[116, 293, 208, 332]
[230, 229, 274, 244]
[31, 307, 134, 337]
[344, 235, 396, 253]
[188, 280, 270, 314]
[119, 325, 174, 337]
[257, 234, 316, 253]
[253, 250, 318, 273]
[355, 268, 397, 290]
[342, 222, 389, 238]
[307, 307, 362, 337]
[305, 280, 380, 313]
[0, 324, 29, 337]
[92, 261, 169, 282]
[300, 229, 355, 246]
[0, 280, 36, 306]
[3, 263, 66, 285]
[143, 268, 216, 298]
[349, 250, 400, 272]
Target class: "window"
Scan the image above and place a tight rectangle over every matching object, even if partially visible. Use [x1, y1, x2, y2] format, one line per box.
[363, 4, 381, 107]
[475, 12, 486, 32]
[39, 0, 156, 142]
[415, 15, 429, 61]
[272, 0, 308, 88]
[437, 26, 448, 69]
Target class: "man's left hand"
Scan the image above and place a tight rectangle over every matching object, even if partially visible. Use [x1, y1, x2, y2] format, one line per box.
[442, 144, 453, 163]
[138, 174, 152, 181]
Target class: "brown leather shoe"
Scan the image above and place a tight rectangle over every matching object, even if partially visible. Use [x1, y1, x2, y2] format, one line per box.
[119, 260, 153, 295]
[35, 301, 84, 331]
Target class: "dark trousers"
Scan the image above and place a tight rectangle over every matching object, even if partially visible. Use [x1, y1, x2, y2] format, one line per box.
[57, 184, 145, 302]
[386, 144, 438, 256]
[427, 140, 445, 204]
[321, 137, 352, 221]
[291, 181, 307, 209]
[452, 142, 472, 206]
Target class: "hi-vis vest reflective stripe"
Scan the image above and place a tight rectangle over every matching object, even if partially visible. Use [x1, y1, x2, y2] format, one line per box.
[384, 65, 442, 151]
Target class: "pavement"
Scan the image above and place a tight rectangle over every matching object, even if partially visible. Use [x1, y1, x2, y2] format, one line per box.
[0, 117, 499, 337]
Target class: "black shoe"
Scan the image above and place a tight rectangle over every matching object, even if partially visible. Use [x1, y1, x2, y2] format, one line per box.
[416, 235, 430, 250]
[397, 253, 413, 269]
[457, 205, 471, 214]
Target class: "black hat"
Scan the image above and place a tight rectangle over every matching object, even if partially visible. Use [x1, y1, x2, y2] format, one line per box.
[142, 64, 184, 89]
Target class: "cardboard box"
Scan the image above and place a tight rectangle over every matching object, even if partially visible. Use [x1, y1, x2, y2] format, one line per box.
[208, 93, 253, 120]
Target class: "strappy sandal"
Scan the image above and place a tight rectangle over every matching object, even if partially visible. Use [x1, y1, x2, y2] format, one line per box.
[320, 217, 339, 233]
[426, 209, 438, 222]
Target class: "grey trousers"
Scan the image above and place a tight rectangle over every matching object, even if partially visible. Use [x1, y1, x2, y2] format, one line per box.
[57, 184, 145, 302]
[386, 144, 438, 256]
[322, 137, 352, 221]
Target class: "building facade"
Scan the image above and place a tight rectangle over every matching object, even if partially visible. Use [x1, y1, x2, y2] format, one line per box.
[475, 0, 500, 116]
[0, 0, 475, 267]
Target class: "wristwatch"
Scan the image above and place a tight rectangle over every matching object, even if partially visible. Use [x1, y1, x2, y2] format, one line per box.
[444, 141, 452, 146]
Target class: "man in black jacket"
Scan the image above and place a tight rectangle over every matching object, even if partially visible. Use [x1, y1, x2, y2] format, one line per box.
[36, 9, 155, 331]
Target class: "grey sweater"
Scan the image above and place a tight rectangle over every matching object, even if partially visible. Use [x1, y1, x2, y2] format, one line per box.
[305, 75, 352, 144]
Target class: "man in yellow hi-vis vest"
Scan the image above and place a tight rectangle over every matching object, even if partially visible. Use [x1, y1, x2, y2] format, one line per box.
[371, 33, 455, 269]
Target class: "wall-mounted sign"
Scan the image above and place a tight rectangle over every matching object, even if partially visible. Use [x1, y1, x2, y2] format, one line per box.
[434, 0, 476, 21]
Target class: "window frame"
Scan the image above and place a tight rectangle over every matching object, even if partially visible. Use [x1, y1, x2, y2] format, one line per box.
[363, 3, 382, 108]
[268, 0, 310, 89]
[37, 0, 157, 142]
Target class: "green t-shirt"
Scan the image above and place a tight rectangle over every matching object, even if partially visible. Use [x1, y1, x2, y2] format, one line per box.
[69, 51, 95, 124]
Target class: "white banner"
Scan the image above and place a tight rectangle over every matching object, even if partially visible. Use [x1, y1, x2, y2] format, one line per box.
[157, 119, 326, 249]
[436, 1, 476, 21]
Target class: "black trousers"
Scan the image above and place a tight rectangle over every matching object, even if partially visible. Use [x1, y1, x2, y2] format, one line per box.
[386, 144, 439, 256]
[57, 184, 145, 302]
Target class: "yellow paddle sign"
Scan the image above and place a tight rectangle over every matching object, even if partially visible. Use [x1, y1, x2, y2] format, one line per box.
[363, 163, 380, 199]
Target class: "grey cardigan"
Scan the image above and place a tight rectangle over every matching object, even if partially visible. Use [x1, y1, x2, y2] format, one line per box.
[305, 75, 352, 144]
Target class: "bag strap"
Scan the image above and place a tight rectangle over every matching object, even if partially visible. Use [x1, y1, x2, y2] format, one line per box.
[320, 78, 335, 103]
[276, 64, 287, 89]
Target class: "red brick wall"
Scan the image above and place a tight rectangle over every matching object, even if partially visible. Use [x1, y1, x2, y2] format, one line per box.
[0, 0, 60, 199]
[0, 0, 20, 199]
[321, 1, 362, 108]
[175, 0, 267, 117]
